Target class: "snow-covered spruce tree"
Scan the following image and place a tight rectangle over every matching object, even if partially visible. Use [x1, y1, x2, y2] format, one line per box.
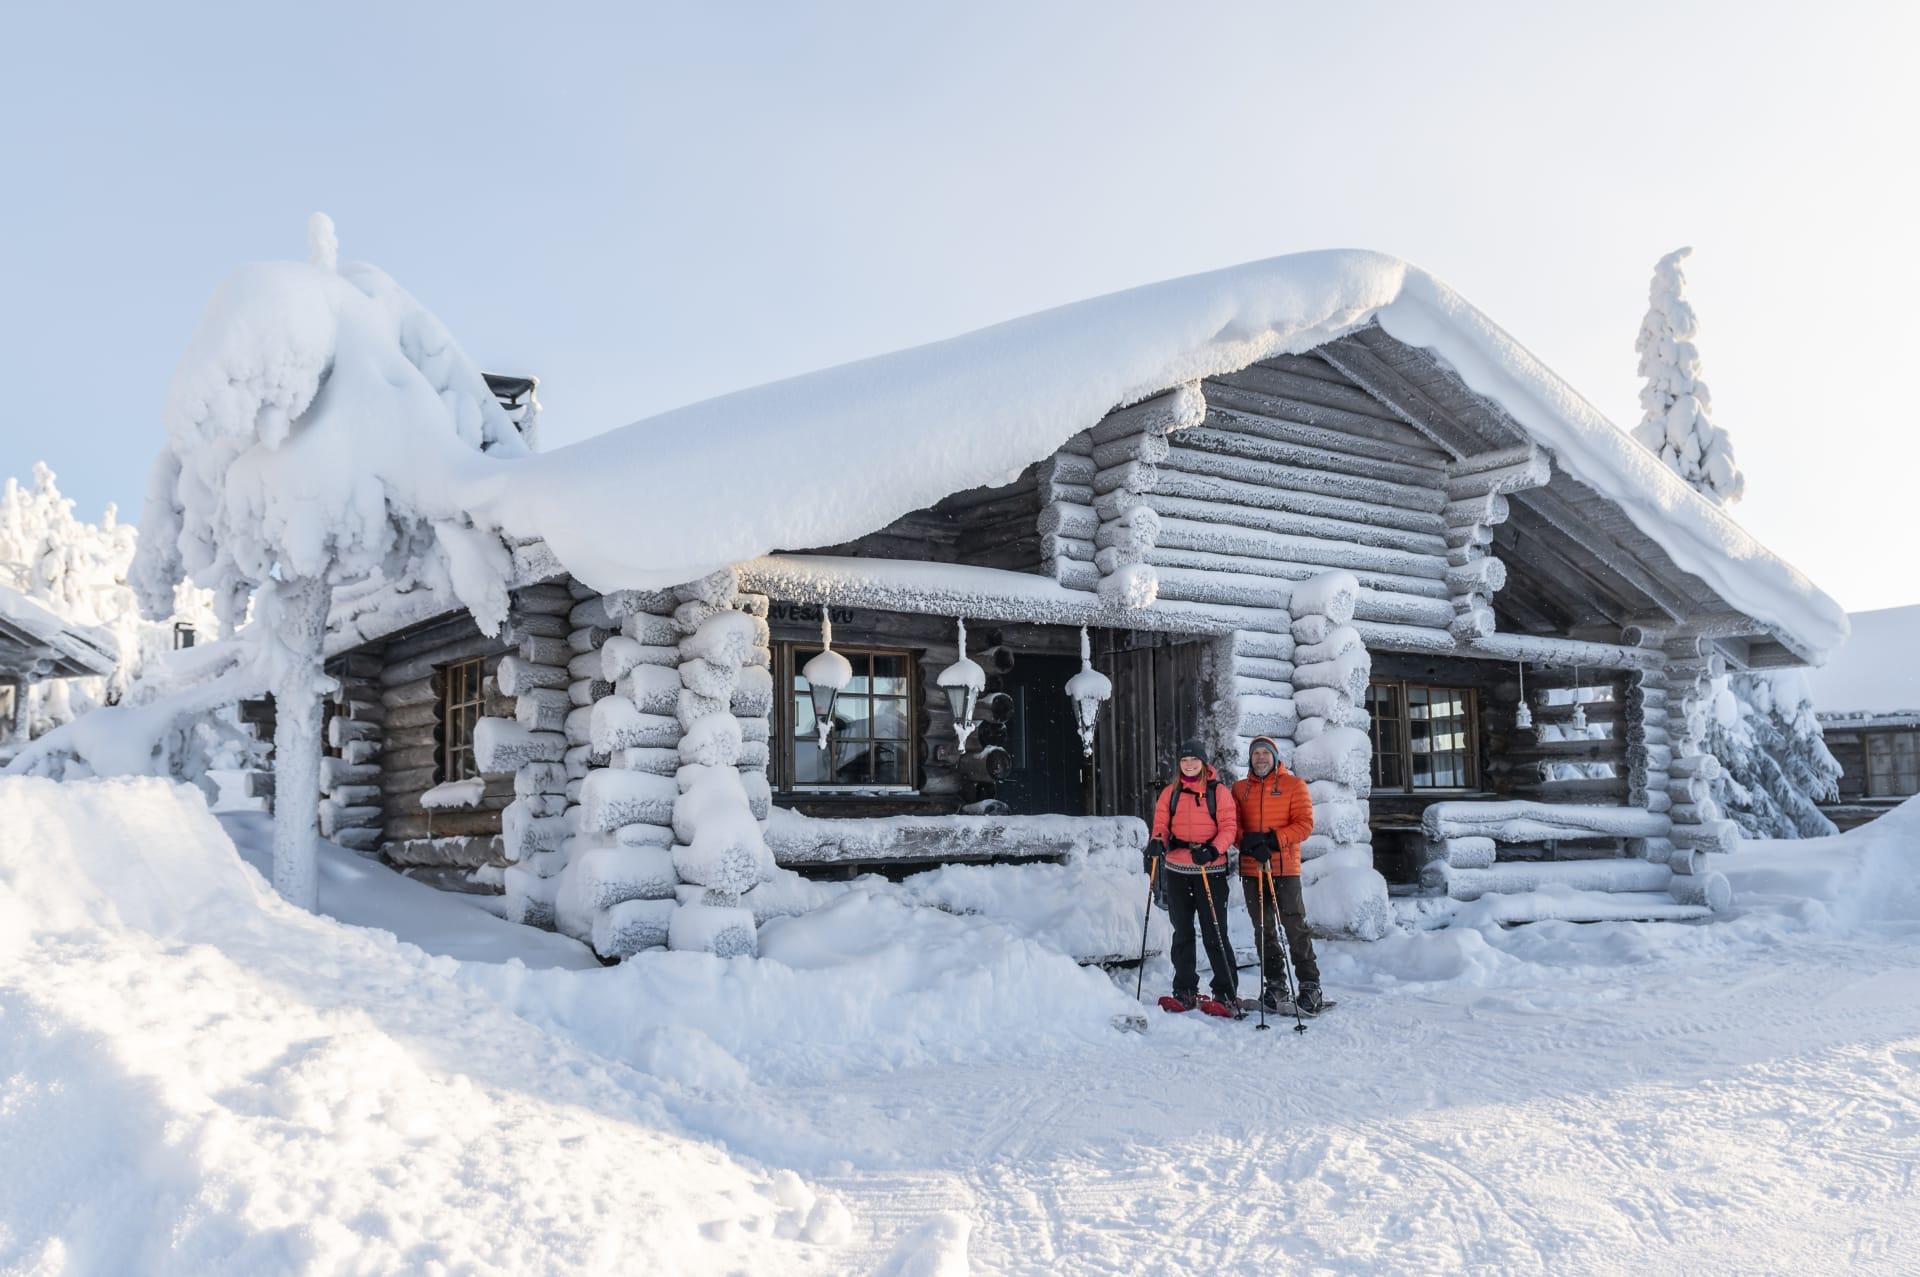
[1632, 247, 1744, 505]
[132, 214, 528, 909]
[1705, 670, 1841, 839]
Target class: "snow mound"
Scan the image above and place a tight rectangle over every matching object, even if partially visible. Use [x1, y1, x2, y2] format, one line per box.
[0, 777, 839, 1274]
[474, 890, 1147, 1086]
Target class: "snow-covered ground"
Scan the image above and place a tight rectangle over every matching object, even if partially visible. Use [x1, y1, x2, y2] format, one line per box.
[4, 776, 1917, 1274]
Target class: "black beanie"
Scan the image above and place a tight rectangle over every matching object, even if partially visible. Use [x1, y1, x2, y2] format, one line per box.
[1176, 739, 1208, 765]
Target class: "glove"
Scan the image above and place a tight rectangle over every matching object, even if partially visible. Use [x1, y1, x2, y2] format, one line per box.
[1240, 832, 1278, 865]
[1143, 840, 1166, 875]
[1190, 843, 1222, 867]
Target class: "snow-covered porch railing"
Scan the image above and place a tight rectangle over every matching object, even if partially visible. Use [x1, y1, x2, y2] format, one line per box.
[767, 807, 1146, 869]
[1417, 799, 1730, 917]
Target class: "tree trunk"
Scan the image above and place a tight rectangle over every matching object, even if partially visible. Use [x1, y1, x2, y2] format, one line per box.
[270, 576, 333, 911]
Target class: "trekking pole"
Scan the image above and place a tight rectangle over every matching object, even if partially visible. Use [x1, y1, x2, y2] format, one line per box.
[1195, 860, 1231, 1011]
[1134, 854, 1159, 1002]
[1265, 863, 1307, 1035]
[1253, 852, 1270, 1032]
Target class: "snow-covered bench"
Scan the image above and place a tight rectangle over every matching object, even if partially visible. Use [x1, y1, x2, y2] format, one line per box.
[1417, 800, 1730, 918]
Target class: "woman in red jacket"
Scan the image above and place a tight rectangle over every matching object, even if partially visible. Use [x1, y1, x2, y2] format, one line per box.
[1147, 739, 1241, 1016]
[1230, 736, 1322, 1015]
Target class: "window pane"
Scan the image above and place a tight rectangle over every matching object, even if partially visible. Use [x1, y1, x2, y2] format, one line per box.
[871, 743, 907, 786]
[873, 697, 909, 740]
[794, 739, 830, 784]
[836, 694, 871, 739]
[870, 654, 908, 695]
[793, 695, 816, 739]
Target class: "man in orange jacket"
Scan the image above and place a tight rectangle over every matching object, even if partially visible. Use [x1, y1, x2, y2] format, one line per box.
[1230, 736, 1323, 1015]
[1147, 739, 1241, 1017]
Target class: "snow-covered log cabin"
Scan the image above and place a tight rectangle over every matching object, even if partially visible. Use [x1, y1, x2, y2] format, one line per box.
[1804, 605, 1920, 829]
[0, 583, 118, 750]
[315, 250, 1847, 957]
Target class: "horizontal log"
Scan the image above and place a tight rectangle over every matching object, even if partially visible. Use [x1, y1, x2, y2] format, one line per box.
[1190, 413, 1443, 487]
[382, 764, 441, 797]
[381, 678, 438, 710]
[384, 808, 504, 841]
[1509, 776, 1631, 800]
[1147, 514, 1446, 581]
[1141, 545, 1449, 601]
[519, 635, 572, 666]
[1169, 431, 1444, 512]
[383, 744, 439, 774]
[1112, 460, 1442, 535]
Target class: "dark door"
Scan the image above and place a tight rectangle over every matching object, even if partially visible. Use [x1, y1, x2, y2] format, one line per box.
[993, 653, 1090, 816]
[1092, 635, 1210, 823]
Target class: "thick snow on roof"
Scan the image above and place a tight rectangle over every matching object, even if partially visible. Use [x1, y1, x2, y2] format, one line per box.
[490, 250, 1843, 658]
[1803, 605, 1920, 716]
[0, 582, 118, 678]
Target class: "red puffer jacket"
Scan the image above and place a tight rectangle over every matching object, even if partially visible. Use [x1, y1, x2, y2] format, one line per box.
[1150, 766, 1239, 872]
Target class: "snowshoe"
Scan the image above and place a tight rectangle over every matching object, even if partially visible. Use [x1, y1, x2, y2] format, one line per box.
[1198, 996, 1244, 1020]
[1158, 992, 1200, 1014]
[1295, 984, 1327, 1017]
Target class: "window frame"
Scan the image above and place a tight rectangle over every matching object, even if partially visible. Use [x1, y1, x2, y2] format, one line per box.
[437, 655, 488, 784]
[1366, 678, 1481, 794]
[1864, 728, 1920, 799]
[773, 641, 919, 795]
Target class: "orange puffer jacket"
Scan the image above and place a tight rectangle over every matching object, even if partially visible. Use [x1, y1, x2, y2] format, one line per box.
[1149, 766, 1239, 872]
[1229, 736, 1313, 877]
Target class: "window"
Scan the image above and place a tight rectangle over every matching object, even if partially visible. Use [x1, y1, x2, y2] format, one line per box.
[779, 644, 916, 790]
[1367, 679, 1479, 792]
[1866, 730, 1920, 798]
[438, 656, 487, 783]
[173, 621, 196, 650]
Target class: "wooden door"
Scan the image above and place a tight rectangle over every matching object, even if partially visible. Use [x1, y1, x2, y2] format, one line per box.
[1090, 634, 1210, 822]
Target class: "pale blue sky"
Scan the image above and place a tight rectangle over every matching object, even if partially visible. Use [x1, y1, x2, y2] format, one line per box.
[5, 1, 1915, 608]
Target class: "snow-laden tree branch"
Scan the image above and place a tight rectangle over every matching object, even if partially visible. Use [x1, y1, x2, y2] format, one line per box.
[130, 213, 530, 908]
[1631, 247, 1744, 506]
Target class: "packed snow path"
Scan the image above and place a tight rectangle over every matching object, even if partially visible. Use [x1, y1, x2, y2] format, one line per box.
[2, 778, 1916, 1274]
[800, 942, 1920, 1274]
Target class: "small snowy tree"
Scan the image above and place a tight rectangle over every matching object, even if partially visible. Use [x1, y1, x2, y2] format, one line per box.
[1707, 670, 1841, 839]
[132, 214, 529, 909]
[1633, 247, 1744, 505]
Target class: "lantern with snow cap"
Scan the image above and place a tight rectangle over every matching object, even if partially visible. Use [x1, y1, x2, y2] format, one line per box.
[801, 615, 854, 749]
[937, 617, 986, 752]
[1065, 626, 1112, 758]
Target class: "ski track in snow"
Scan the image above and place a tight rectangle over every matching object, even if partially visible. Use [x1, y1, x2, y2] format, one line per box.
[795, 938, 1920, 1275]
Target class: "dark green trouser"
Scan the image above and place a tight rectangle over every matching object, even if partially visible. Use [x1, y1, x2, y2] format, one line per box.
[1245, 872, 1320, 990]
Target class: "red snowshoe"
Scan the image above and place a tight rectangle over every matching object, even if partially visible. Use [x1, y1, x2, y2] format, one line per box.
[1158, 992, 1200, 1013]
[1198, 996, 1244, 1019]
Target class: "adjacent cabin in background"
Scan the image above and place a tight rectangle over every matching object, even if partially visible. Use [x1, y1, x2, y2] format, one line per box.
[1805, 604, 1920, 829]
[0, 583, 117, 755]
[311, 251, 1849, 961]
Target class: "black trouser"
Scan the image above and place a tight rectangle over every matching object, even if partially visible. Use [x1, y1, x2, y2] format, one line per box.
[1245, 870, 1320, 990]
[1165, 868, 1237, 1001]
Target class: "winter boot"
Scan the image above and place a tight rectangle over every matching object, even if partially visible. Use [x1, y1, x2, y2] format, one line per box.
[1158, 991, 1200, 1014]
[1294, 983, 1325, 1016]
[1258, 986, 1289, 1015]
